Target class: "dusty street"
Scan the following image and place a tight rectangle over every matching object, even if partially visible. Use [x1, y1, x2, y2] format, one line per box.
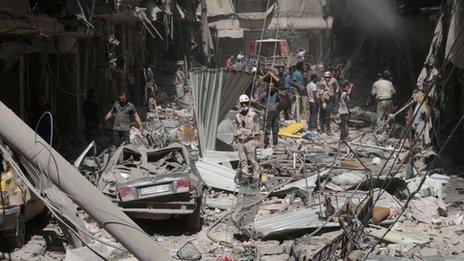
[1, 0, 464, 260]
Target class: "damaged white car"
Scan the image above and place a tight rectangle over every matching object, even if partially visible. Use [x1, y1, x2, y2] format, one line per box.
[74, 142, 204, 232]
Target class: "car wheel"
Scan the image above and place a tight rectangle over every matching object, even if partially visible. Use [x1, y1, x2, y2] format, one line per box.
[5, 211, 26, 249]
[186, 198, 202, 233]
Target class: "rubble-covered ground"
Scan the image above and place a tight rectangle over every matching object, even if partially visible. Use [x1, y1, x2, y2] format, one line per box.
[3, 102, 464, 261]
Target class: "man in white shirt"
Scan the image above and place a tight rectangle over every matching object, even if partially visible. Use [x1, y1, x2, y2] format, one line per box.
[306, 74, 319, 131]
[371, 71, 396, 128]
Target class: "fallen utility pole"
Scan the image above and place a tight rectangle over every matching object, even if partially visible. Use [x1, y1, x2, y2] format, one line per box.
[0, 102, 172, 261]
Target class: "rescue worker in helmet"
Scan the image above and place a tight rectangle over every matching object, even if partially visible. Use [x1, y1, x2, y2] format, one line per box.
[233, 94, 260, 182]
[318, 71, 337, 134]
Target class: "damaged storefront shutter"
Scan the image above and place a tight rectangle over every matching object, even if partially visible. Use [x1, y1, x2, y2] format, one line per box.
[189, 69, 253, 154]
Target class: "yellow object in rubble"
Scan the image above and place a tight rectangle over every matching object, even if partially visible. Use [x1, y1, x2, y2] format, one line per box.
[0, 167, 18, 208]
[261, 172, 269, 183]
[278, 122, 308, 139]
[0, 168, 14, 192]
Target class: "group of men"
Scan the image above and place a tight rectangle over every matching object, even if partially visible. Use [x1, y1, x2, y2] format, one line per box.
[232, 65, 397, 183]
[90, 62, 396, 186]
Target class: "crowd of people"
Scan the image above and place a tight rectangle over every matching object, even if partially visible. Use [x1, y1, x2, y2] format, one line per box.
[230, 57, 397, 184]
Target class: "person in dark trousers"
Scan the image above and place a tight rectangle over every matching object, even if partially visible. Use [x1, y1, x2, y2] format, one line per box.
[292, 62, 307, 120]
[280, 66, 295, 120]
[306, 74, 320, 131]
[339, 82, 353, 141]
[104, 89, 144, 146]
[318, 71, 333, 134]
[258, 83, 280, 147]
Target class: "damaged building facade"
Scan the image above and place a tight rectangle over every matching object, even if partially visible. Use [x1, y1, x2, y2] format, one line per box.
[209, 0, 332, 64]
[0, 0, 207, 146]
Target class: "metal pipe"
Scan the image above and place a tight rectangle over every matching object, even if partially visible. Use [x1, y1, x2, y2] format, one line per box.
[0, 102, 172, 261]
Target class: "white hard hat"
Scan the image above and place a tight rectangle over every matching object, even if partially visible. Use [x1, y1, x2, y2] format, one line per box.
[323, 71, 332, 78]
[239, 94, 250, 103]
[251, 67, 257, 73]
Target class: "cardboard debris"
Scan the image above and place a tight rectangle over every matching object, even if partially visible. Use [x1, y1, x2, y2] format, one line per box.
[365, 226, 430, 245]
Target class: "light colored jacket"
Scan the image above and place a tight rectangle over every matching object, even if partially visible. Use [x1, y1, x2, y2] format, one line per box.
[234, 110, 259, 142]
[371, 79, 396, 100]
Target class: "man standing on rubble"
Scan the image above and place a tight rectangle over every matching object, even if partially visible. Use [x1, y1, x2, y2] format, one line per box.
[371, 71, 396, 128]
[318, 71, 337, 134]
[281, 66, 296, 120]
[307, 74, 320, 131]
[292, 62, 307, 120]
[234, 94, 260, 182]
[339, 82, 353, 141]
[105, 89, 144, 146]
[258, 83, 280, 147]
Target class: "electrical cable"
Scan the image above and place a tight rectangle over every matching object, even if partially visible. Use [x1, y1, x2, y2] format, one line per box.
[348, 8, 464, 258]
[0, 145, 126, 255]
[361, 113, 464, 260]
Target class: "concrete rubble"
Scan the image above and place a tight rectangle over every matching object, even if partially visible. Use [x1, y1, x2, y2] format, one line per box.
[1, 1, 464, 261]
[2, 93, 463, 261]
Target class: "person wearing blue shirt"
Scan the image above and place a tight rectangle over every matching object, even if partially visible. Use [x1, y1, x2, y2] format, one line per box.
[258, 83, 280, 147]
[284, 68, 293, 90]
[291, 62, 306, 121]
[280, 66, 295, 120]
[292, 62, 304, 87]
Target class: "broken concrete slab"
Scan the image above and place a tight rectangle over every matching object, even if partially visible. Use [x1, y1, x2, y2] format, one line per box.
[365, 226, 430, 245]
[274, 169, 330, 194]
[408, 196, 448, 224]
[196, 158, 238, 192]
[65, 243, 130, 261]
[247, 206, 338, 238]
[407, 176, 447, 199]
[176, 241, 202, 261]
[330, 171, 366, 189]
[205, 196, 236, 210]
[256, 241, 285, 256]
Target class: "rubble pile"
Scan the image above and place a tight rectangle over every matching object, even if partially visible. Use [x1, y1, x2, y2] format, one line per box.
[191, 112, 464, 260]
[131, 105, 198, 150]
[2, 98, 464, 261]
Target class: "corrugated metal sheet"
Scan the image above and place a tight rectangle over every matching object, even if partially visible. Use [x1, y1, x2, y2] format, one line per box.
[195, 158, 238, 192]
[249, 206, 339, 238]
[189, 68, 253, 154]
